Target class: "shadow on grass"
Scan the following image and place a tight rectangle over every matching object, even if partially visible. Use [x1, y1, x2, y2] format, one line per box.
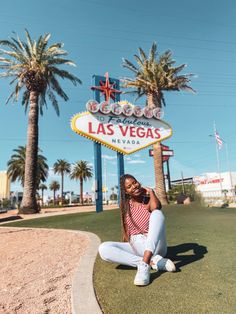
[167, 242, 208, 271]
[115, 242, 207, 282]
[0, 215, 23, 224]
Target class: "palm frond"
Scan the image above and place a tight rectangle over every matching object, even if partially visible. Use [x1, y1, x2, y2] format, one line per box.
[0, 71, 16, 77]
[47, 58, 76, 67]
[37, 33, 50, 60]
[22, 90, 30, 109]
[5, 90, 16, 104]
[138, 47, 147, 62]
[149, 42, 157, 62]
[0, 48, 28, 63]
[133, 54, 144, 68]
[11, 36, 26, 53]
[0, 40, 20, 53]
[122, 58, 138, 73]
[49, 66, 82, 85]
[49, 74, 69, 101]
[39, 90, 47, 115]
[25, 29, 34, 50]
[179, 85, 196, 93]
[47, 89, 60, 115]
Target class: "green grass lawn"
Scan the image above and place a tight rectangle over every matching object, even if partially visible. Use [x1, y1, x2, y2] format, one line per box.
[3, 203, 236, 314]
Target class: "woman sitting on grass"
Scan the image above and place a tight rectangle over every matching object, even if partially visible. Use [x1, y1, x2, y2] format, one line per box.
[99, 174, 176, 286]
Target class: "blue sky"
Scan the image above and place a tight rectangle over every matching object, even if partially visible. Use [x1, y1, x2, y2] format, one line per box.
[1, 0, 236, 197]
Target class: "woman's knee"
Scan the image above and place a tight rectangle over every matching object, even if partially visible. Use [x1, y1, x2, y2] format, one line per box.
[98, 241, 113, 260]
[151, 209, 165, 222]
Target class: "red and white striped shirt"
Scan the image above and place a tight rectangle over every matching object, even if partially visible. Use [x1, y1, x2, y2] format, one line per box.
[125, 200, 151, 236]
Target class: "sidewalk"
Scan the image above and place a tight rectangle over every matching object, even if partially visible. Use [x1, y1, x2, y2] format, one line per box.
[0, 204, 118, 225]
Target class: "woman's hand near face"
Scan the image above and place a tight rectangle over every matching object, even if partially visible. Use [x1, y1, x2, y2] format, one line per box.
[143, 187, 162, 211]
[143, 187, 152, 195]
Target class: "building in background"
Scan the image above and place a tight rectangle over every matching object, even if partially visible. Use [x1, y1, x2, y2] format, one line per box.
[0, 171, 10, 199]
[193, 172, 236, 199]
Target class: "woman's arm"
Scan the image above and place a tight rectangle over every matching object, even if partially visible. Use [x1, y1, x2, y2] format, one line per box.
[143, 187, 162, 211]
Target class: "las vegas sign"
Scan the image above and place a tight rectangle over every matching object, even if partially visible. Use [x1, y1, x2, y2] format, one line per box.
[71, 100, 172, 155]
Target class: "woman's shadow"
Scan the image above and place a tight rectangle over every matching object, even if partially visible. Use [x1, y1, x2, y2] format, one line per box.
[150, 242, 208, 282]
[167, 242, 208, 270]
[117, 242, 207, 277]
[117, 243, 208, 283]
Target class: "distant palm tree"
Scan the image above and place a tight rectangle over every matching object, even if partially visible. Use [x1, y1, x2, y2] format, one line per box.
[38, 183, 47, 205]
[70, 161, 93, 205]
[122, 42, 195, 204]
[7, 146, 48, 190]
[49, 181, 60, 205]
[53, 159, 71, 205]
[0, 30, 81, 214]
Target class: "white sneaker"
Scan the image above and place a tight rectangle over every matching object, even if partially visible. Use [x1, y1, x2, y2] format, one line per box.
[134, 261, 151, 286]
[151, 254, 176, 272]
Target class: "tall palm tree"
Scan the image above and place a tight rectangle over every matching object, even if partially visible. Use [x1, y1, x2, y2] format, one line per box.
[53, 159, 71, 205]
[7, 145, 48, 189]
[70, 161, 93, 205]
[122, 42, 195, 204]
[49, 181, 60, 205]
[0, 30, 81, 214]
[38, 183, 47, 205]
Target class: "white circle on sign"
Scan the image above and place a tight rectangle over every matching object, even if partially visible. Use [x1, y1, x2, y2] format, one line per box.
[133, 106, 143, 117]
[143, 107, 153, 118]
[100, 101, 111, 114]
[153, 107, 164, 119]
[111, 103, 123, 115]
[123, 104, 133, 116]
[86, 100, 99, 113]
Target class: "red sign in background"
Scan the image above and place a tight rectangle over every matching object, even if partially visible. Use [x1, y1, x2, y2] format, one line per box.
[149, 144, 174, 162]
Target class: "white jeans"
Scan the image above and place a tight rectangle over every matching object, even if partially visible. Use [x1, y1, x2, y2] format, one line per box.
[98, 210, 167, 268]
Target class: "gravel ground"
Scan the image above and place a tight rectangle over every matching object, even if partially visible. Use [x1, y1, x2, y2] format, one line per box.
[0, 227, 89, 314]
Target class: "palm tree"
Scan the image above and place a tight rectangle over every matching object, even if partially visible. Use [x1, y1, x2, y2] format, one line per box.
[49, 181, 60, 205]
[53, 159, 71, 205]
[122, 42, 195, 204]
[0, 30, 81, 214]
[38, 183, 47, 205]
[70, 161, 93, 205]
[7, 145, 48, 189]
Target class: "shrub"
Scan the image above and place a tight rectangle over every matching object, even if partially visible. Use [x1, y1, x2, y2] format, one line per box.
[167, 184, 196, 203]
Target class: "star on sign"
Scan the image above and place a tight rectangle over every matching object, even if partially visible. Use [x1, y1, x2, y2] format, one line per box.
[91, 72, 122, 102]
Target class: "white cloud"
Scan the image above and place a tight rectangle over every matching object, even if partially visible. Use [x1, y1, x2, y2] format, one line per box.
[48, 167, 60, 179]
[125, 156, 132, 161]
[102, 154, 116, 160]
[127, 159, 146, 164]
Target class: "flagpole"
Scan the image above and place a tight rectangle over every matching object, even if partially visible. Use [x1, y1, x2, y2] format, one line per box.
[213, 122, 223, 197]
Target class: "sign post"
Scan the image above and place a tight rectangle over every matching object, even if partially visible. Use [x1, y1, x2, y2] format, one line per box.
[92, 73, 122, 212]
[93, 75, 103, 213]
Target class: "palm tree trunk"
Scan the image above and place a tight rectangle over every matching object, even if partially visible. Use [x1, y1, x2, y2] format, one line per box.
[80, 179, 83, 205]
[53, 190, 55, 205]
[61, 173, 64, 205]
[20, 91, 39, 214]
[153, 142, 168, 205]
[147, 92, 161, 109]
[147, 92, 168, 205]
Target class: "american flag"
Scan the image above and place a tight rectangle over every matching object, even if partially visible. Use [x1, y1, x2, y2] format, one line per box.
[214, 130, 223, 150]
